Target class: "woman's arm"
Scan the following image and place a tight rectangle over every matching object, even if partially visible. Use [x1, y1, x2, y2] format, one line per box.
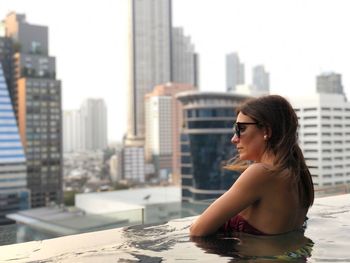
[189, 163, 271, 236]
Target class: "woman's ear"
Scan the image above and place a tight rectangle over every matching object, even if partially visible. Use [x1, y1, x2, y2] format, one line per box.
[264, 126, 272, 139]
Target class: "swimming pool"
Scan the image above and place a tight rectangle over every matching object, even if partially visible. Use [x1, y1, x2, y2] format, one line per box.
[0, 194, 349, 262]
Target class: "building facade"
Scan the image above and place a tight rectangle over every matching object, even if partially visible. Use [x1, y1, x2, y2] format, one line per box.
[126, 0, 173, 145]
[0, 62, 29, 224]
[177, 91, 249, 203]
[316, 72, 344, 95]
[4, 13, 62, 207]
[290, 93, 350, 188]
[144, 83, 195, 185]
[63, 110, 85, 153]
[252, 65, 270, 94]
[226, 52, 244, 92]
[172, 27, 199, 87]
[80, 98, 107, 151]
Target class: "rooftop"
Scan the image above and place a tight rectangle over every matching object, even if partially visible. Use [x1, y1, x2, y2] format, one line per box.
[1, 193, 349, 262]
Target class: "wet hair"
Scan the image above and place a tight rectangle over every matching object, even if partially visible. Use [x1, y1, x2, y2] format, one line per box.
[228, 95, 314, 208]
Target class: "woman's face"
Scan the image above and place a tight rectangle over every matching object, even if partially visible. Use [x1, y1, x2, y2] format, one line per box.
[231, 112, 267, 162]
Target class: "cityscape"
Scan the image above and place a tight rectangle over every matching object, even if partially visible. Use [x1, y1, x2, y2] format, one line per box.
[1, 0, 350, 256]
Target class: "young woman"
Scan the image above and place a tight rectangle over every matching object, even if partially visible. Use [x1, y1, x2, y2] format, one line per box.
[190, 95, 314, 236]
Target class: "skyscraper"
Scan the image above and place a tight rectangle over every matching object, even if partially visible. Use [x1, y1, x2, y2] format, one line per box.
[252, 65, 270, 94]
[126, 0, 172, 145]
[316, 72, 344, 95]
[63, 110, 85, 152]
[172, 27, 199, 87]
[80, 98, 107, 151]
[226, 52, 244, 92]
[3, 13, 62, 207]
[0, 62, 29, 224]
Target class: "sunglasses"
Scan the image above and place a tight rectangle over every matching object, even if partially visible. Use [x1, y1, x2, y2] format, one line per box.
[233, 122, 259, 138]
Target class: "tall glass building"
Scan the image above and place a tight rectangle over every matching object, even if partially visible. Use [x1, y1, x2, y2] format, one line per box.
[3, 13, 62, 208]
[177, 91, 249, 203]
[0, 63, 29, 224]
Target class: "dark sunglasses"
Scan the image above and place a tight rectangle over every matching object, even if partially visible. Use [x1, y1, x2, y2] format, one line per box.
[233, 122, 259, 138]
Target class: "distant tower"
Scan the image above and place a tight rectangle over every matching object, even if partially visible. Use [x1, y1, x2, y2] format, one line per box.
[252, 65, 270, 93]
[172, 27, 199, 87]
[126, 0, 172, 145]
[316, 72, 344, 95]
[4, 12, 62, 207]
[80, 99, 107, 151]
[226, 52, 244, 92]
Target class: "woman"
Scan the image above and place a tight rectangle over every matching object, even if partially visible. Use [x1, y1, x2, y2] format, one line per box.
[190, 95, 314, 236]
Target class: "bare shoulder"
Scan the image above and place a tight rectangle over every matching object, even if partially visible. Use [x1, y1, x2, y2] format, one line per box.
[241, 163, 274, 180]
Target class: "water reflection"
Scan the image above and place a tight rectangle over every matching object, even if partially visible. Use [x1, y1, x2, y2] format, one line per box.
[191, 230, 314, 261]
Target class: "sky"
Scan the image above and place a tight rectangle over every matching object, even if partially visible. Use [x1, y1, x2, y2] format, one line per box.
[1, 0, 350, 143]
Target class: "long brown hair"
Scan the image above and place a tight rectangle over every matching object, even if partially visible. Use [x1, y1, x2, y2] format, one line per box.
[226, 95, 314, 208]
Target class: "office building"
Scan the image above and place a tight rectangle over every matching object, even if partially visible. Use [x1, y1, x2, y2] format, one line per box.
[252, 65, 269, 94]
[290, 93, 350, 188]
[126, 0, 172, 145]
[122, 145, 145, 183]
[172, 27, 199, 87]
[145, 83, 195, 184]
[126, 0, 199, 145]
[226, 52, 244, 92]
[80, 98, 107, 151]
[125, 0, 198, 183]
[3, 13, 62, 207]
[316, 72, 344, 95]
[0, 62, 29, 224]
[63, 110, 85, 153]
[177, 91, 249, 203]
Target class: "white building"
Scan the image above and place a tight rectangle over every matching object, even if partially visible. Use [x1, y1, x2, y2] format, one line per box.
[145, 96, 172, 180]
[290, 93, 350, 188]
[80, 98, 107, 151]
[63, 110, 85, 152]
[123, 146, 145, 183]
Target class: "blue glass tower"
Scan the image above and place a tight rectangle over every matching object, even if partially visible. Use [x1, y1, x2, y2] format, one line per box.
[0, 63, 29, 224]
[177, 91, 249, 203]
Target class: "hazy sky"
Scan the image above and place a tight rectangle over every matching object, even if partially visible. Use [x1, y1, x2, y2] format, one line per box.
[1, 0, 350, 142]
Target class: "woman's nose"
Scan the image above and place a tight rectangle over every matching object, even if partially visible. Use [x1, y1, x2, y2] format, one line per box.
[231, 134, 239, 144]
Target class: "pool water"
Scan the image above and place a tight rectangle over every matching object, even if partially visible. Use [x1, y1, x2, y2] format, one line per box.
[0, 194, 349, 262]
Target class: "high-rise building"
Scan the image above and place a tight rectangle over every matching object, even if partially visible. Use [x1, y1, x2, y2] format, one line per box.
[126, 0, 172, 145]
[63, 110, 85, 152]
[290, 93, 350, 188]
[316, 72, 344, 95]
[0, 62, 29, 224]
[172, 27, 199, 87]
[177, 91, 249, 203]
[125, 0, 198, 183]
[226, 52, 244, 92]
[145, 83, 195, 185]
[3, 13, 62, 207]
[252, 65, 269, 94]
[80, 98, 107, 151]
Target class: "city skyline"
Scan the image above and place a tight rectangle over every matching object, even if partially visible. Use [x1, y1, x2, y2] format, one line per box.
[1, 0, 350, 142]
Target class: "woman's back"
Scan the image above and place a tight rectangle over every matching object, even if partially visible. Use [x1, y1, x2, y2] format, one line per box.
[239, 166, 307, 234]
